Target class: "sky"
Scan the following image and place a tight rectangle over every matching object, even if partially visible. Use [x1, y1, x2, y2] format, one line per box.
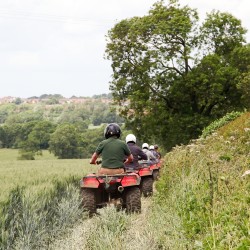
[0, 0, 249, 98]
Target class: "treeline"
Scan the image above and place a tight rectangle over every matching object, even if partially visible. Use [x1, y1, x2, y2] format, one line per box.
[0, 95, 125, 159]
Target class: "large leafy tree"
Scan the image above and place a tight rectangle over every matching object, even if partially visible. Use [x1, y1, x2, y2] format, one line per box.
[105, 0, 249, 149]
[21, 121, 56, 151]
[49, 123, 82, 159]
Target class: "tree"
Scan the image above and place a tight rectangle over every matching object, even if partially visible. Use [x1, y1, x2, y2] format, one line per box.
[49, 123, 82, 159]
[21, 121, 56, 153]
[105, 0, 249, 150]
[0, 126, 6, 148]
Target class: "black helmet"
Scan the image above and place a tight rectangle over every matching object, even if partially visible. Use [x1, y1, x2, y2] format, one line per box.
[104, 123, 121, 139]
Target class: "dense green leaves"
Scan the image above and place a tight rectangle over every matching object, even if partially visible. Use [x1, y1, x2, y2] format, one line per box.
[49, 124, 82, 159]
[105, 0, 249, 150]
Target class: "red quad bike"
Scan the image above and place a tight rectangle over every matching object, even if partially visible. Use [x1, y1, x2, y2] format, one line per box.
[125, 160, 155, 197]
[80, 162, 142, 216]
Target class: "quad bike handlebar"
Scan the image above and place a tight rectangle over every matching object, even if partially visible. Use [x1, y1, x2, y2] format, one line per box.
[90, 160, 102, 165]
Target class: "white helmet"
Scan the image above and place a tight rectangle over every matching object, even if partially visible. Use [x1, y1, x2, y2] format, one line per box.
[149, 145, 155, 150]
[126, 134, 136, 143]
[142, 143, 149, 149]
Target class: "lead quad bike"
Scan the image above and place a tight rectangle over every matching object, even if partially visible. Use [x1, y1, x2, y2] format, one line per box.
[125, 160, 154, 197]
[80, 165, 141, 216]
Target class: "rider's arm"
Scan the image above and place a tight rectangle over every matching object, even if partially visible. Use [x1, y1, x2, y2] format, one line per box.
[90, 152, 99, 164]
[124, 154, 133, 165]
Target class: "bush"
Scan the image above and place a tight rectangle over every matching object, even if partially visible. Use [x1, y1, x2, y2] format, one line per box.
[17, 151, 35, 160]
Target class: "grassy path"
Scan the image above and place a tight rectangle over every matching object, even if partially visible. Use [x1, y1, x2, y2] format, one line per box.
[49, 198, 153, 250]
[49, 194, 189, 250]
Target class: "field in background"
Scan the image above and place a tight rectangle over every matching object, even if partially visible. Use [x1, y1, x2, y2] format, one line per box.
[0, 149, 96, 204]
[0, 149, 56, 161]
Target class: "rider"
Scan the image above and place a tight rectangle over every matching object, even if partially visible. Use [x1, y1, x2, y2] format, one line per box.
[142, 143, 157, 163]
[90, 123, 133, 175]
[124, 134, 147, 170]
[154, 144, 161, 159]
[149, 145, 159, 161]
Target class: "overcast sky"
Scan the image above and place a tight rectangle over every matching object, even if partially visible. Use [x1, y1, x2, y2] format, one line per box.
[0, 0, 249, 98]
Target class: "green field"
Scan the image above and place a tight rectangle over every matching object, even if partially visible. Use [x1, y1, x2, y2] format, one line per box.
[0, 149, 97, 203]
[0, 149, 56, 161]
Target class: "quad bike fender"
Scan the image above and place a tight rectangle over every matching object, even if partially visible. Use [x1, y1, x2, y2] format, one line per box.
[121, 173, 141, 187]
[150, 164, 160, 170]
[138, 168, 153, 176]
[80, 176, 100, 188]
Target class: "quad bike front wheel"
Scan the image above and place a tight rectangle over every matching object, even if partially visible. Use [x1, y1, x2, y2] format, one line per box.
[141, 177, 153, 197]
[124, 186, 141, 213]
[81, 188, 97, 216]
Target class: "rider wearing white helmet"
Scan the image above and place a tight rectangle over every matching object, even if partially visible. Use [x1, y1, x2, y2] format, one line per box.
[149, 145, 159, 159]
[142, 143, 157, 162]
[125, 134, 147, 169]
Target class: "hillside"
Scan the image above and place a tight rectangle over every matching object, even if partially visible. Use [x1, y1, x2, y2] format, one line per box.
[156, 112, 250, 249]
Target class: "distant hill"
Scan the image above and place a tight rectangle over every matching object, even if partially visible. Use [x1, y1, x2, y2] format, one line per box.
[0, 93, 112, 104]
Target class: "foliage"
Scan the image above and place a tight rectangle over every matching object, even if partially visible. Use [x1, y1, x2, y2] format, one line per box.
[201, 111, 243, 138]
[49, 124, 83, 159]
[0, 96, 126, 158]
[105, 0, 250, 150]
[17, 151, 35, 160]
[156, 112, 250, 248]
[19, 120, 56, 157]
[0, 104, 16, 124]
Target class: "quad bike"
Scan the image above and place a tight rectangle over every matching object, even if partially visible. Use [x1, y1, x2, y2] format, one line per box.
[80, 162, 142, 216]
[125, 160, 155, 197]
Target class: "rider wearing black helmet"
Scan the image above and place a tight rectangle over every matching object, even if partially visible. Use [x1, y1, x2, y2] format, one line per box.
[90, 123, 133, 175]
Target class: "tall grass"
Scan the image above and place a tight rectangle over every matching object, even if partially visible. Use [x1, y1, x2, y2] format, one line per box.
[0, 157, 94, 204]
[0, 150, 97, 249]
[156, 112, 250, 249]
[0, 178, 88, 250]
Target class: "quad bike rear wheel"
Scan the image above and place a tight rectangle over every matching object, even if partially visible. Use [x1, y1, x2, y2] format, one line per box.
[141, 177, 153, 197]
[123, 186, 141, 213]
[153, 170, 160, 180]
[81, 188, 97, 216]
